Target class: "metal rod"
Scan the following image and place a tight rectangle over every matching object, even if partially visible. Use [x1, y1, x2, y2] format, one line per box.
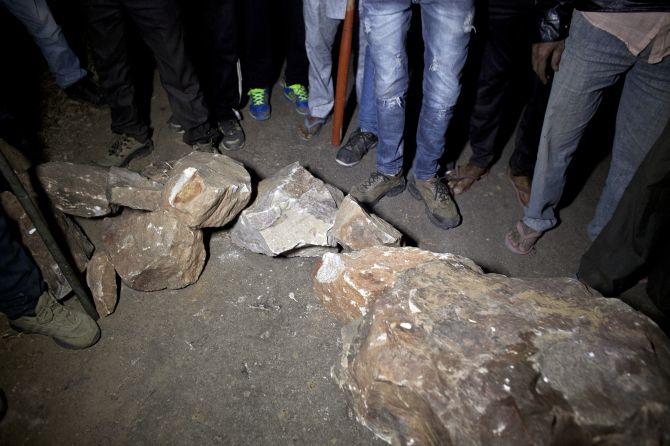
[0, 143, 99, 320]
[331, 0, 356, 147]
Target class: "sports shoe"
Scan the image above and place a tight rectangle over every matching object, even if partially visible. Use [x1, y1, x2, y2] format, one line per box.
[218, 118, 245, 151]
[10, 292, 100, 349]
[505, 221, 543, 255]
[248, 88, 271, 121]
[336, 129, 378, 167]
[99, 133, 153, 167]
[283, 83, 309, 115]
[350, 171, 405, 205]
[408, 176, 461, 229]
[167, 115, 185, 134]
[64, 74, 105, 108]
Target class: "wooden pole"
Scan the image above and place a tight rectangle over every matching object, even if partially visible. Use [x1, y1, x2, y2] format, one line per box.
[331, 0, 356, 147]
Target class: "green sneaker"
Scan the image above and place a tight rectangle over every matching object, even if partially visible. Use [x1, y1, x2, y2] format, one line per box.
[10, 292, 100, 349]
[408, 176, 461, 229]
[283, 83, 309, 115]
[350, 171, 406, 205]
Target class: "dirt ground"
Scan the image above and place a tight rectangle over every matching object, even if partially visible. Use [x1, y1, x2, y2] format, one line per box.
[0, 72, 661, 446]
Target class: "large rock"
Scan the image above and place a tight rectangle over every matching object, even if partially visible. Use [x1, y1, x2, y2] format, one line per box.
[330, 196, 402, 250]
[85, 251, 117, 316]
[53, 211, 94, 272]
[231, 162, 343, 256]
[313, 246, 481, 322]
[107, 167, 163, 211]
[162, 151, 251, 228]
[36, 162, 112, 217]
[102, 209, 206, 291]
[331, 254, 670, 445]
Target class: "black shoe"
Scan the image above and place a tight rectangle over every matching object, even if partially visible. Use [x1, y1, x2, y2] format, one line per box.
[99, 134, 153, 167]
[336, 129, 377, 167]
[64, 74, 105, 108]
[218, 118, 245, 151]
[167, 116, 185, 134]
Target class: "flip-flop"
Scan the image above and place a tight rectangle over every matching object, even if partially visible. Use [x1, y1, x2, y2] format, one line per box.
[506, 167, 531, 207]
[446, 164, 488, 195]
[298, 116, 326, 141]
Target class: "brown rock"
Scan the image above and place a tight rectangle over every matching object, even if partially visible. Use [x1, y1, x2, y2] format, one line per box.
[312, 246, 481, 322]
[162, 151, 251, 228]
[53, 211, 94, 272]
[332, 256, 670, 445]
[102, 209, 206, 291]
[330, 196, 402, 250]
[107, 167, 163, 211]
[85, 251, 117, 316]
[36, 162, 112, 217]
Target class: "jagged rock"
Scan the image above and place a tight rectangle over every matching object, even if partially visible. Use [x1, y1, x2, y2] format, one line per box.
[0, 192, 71, 299]
[36, 162, 112, 217]
[313, 246, 481, 322]
[85, 251, 117, 316]
[107, 167, 163, 211]
[162, 151, 251, 228]
[231, 162, 343, 256]
[332, 255, 670, 446]
[330, 196, 402, 250]
[102, 209, 205, 291]
[53, 211, 94, 272]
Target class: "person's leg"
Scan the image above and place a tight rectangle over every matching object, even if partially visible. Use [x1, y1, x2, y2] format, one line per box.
[242, 0, 274, 91]
[83, 0, 149, 140]
[283, 0, 309, 87]
[3, 0, 86, 88]
[410, 0, 473, 180]
[357, 0, 377, 136]
[586, 53, 670, 240]
[521, 12, 634, 234]
[125, 0, 213, 145]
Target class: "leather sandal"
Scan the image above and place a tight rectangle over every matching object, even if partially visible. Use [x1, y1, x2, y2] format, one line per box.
[446, 163, 489, 195]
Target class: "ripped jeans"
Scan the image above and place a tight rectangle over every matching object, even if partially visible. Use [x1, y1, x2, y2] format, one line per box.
[364, 0, 473, 180]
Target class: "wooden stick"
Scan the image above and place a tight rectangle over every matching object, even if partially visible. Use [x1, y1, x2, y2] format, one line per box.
[331, 0, 356, 147]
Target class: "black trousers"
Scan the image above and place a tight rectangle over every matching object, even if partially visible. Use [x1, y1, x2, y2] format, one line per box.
[0, 210, 43, 320]
[82, 0, 212, 143]
[468, 7, 551, 178]
[578, 121, 670, 316]
[181, 0, 239, 122]
[241, 0, 308, 90]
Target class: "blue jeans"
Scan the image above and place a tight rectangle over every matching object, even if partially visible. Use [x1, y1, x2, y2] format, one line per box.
[1, 0, 86, 88]
[358, 45, 378, 135]
[364, 0, 473, 179]
[523, 12, 670, 240]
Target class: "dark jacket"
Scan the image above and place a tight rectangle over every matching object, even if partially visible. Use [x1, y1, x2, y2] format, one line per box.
[535, 0, 670, 42]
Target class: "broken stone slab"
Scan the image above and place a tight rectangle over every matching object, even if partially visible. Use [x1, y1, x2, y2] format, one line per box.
[107, 167, 163, 211]
[36, 162, 113, 217]
[231, 162, 343, 257]
[54, 211, 94, 272]
[332, 256, 670, 445]
[330, 196, 402, 250]
[85, 250, 117, 316]
[0, 191, 71, 299]
[313, 246, 481, 322]
[162, 151, 251, 228]
[102, 209, 206, 291]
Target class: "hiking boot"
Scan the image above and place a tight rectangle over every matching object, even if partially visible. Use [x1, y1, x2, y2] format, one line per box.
[9, 292, 100, 349]
[505, 220, 543, 255]
[350, 171, 405, 205]
[298, 115, 326, 141]
[99, 133, 153, 167]
[167, 115, 185, 134]
[218, 118, 245, 151]
[408, 176, 461, 229]
[283, 83, 309, 115]
[336, 129, 378, 167]
[64, 74, 105, 108]
[248, 88, 271, 121]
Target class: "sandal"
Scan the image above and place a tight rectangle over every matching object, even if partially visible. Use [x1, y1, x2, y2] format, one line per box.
[506, 167, 532, 207]
[298, 116, 326, 141]
[505, 221, 543, 255]
[446, 163, 488, 195]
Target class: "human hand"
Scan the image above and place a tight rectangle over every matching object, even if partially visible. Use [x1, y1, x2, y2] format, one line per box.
[532, 40, 565, 84]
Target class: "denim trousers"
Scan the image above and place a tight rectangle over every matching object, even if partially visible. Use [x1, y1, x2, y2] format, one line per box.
[523, 12, 670, 239]
[303, 0, 376, 129]
[364, 0, 474, 180]
[1, 0, 86, 88]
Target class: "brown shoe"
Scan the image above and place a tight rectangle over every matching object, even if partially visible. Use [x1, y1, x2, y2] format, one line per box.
[505, 221, 543, 255]
[446, 162, 488, 195]
[507, 167, 532, 207]
[298, 116, 326, 141]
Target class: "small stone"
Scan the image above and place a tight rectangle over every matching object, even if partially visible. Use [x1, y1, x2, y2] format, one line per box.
[330, 196, 402, 250]
[312, 246, 481, 322]
[231, 162, 341, 256]
[107, 167, 163, 211]
[85, 251, 117, 316]
[102, 209, 206, 291]
[162, 151, 251, 228]
[36, 162, 112, 217]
